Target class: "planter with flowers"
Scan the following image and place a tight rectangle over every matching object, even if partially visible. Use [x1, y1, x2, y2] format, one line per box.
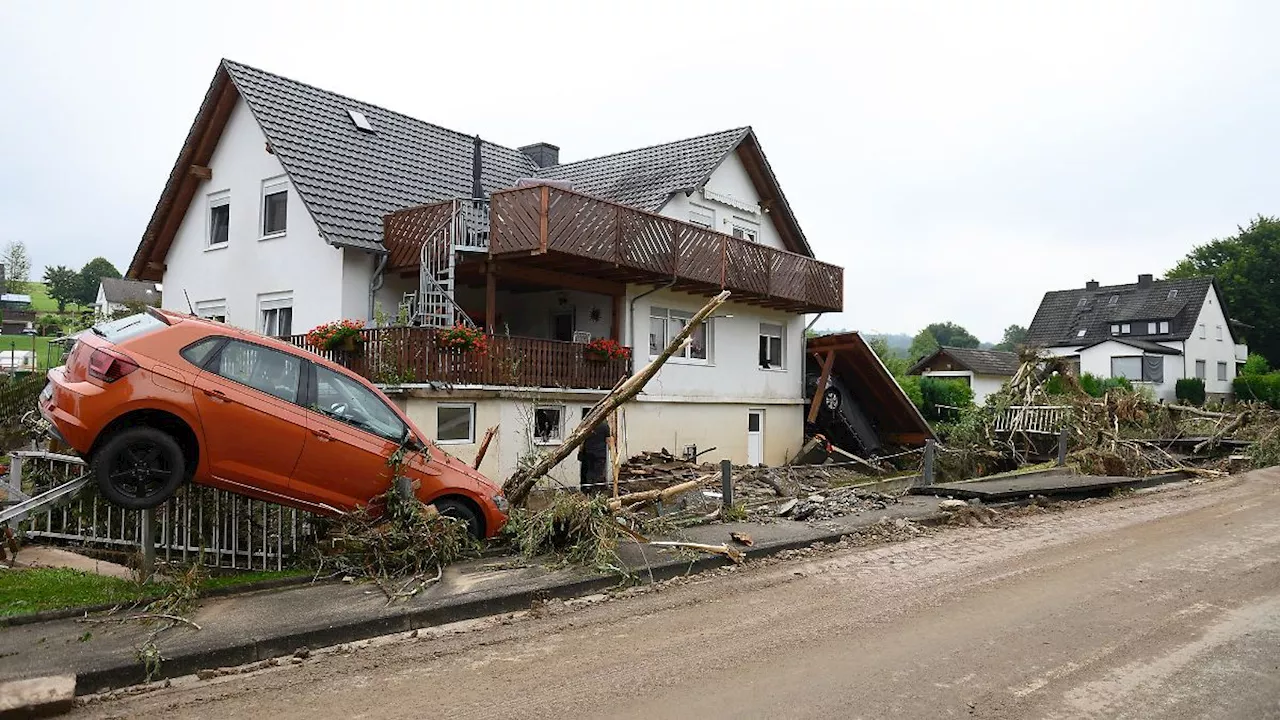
[437, 324, 489, 355]
[583, 338, 631, 363]
[306, 319, 366, 353]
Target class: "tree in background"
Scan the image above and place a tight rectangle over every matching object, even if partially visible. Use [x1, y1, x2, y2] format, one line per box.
[908, 329, 939, 361]
[2, 241, 31, 293]
[993, 324, 1028, 352]
[42, 265, 79, 312]
[868, 335, 909, 376]
[1167, 216, 1280, 365]
[923, 322, 981, 349]
[75, 257, 122, 306]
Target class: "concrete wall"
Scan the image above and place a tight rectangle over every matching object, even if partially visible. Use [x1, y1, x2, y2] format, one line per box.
[658, 149, 787, 252]
[162, 97, 346, 335]
[398, 392, 803, 490]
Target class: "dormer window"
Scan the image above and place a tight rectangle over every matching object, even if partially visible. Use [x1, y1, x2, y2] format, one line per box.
[1111, 324, 1120, 335]
[1167, 289, 1178, 300]
[1159, 321, 1169, 334]
[1109, 295, 1119, 306]
[1111, 324, 1133, 336]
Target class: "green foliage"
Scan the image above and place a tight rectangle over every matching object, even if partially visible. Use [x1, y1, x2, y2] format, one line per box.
[869, 335, 909, 376]
[1243, 353, 1270, 376]
[1234, 372, 1280, 408]
[502, 494, 623, 574]
[897, 374, 924, 409]
[35, 314, 63, 336]
[993, 324, 1028, 352]
[75, 257, 122, 305]
[1079, 373, 1132, 398]
[1175, 378, 1206, 405]
[908, 329, 939, 361]
[2, 241, 31, 292]
[1167, 215, 1280, 366]
[41, 265, 79, 312]
[918, 376, 974, 422]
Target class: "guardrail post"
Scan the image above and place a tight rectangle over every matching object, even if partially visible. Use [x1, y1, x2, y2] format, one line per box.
[720, 459, 734, 511]
[922, 440, 936, 486]
[1057, 428, 1069, 466]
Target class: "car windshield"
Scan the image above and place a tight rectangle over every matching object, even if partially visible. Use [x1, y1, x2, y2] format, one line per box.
[93, 313, 166, 344]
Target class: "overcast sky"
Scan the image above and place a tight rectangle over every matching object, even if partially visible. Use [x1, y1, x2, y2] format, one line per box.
[3, 1, 1278, 342]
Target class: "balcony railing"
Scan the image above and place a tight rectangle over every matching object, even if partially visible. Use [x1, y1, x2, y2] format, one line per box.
[283, 326, 631, 391]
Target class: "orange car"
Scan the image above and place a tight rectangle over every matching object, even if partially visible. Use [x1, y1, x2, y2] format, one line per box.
[39, 308, 507, 538]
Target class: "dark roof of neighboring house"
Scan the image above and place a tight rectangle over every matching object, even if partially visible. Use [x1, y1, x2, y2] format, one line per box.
[128, 60, 812, 279]
[1024, 276, 1228, 348]
[908, 346, 1020, 377]
[1077, 337, 1182, 355]
[99, 278, 161, 305]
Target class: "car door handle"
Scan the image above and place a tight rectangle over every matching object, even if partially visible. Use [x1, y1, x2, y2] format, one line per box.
[202, 388, 232, 403]
[312, 428, 333, 441]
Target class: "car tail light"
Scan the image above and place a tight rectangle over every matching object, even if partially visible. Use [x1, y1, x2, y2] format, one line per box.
[88, 349, 139, 383]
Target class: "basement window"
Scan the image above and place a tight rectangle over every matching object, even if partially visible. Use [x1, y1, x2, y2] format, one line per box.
[347, 109, 374, 132]
[436, 403, 475, 444]
[533, 406, 563, 445]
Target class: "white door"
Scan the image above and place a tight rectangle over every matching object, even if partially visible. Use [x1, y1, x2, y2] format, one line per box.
[747, 409, 764, 465]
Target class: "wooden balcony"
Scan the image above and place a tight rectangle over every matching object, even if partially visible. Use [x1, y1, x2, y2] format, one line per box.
[283, 326, 630, 391]
[383, 186, 844, 314]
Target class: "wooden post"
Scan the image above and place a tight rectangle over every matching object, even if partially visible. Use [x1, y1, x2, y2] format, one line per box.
[1057, 428, 1068, 466]
[720, 459, 733, 510]
[922, 439, 936, 486]
[807, 350, 835, 424]
[485, 263, 497, 332]
[612, 293, 625, 343]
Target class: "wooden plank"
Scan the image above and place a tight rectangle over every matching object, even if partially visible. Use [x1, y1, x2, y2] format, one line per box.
[807, 350, 835, 423]
[539, 185, 549, 253]
[485, 264, 496, 332]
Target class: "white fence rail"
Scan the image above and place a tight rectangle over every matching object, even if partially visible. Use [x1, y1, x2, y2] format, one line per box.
[8, 451, 317, 571]
[993, 405, 1072, 435]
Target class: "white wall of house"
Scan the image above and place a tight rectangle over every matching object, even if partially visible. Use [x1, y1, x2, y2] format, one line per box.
[919, 369, 1007, 405]
[1058, 341, 1180, 402]
[658, 150, 786, 252]
[162, 96, 345, 336]
[1180, 290, 1240, 397]
[341, 250, 376, 323]
[623, 286, 804, 403]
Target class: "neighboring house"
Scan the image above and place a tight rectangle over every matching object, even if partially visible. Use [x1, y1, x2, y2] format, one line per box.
[1025, 274, 1245, 402]
[125, 60, 844, 484]
[907, 347, 1019, 405]
[0, 293, 35, 336]
[95, 278, 162, 318]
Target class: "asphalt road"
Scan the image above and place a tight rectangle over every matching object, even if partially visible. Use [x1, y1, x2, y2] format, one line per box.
[74, 470, 1280, 719]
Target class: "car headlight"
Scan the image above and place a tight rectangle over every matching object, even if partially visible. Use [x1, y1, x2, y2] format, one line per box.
[492, 494, 509, 513]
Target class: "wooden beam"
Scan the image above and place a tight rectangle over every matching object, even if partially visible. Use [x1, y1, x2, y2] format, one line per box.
[496, 263, 626, 297]
[807, 350, 835, 423]
[485, 263, 497, 331]
[188, 165, 212, 180]
[538, 185, 549, 253]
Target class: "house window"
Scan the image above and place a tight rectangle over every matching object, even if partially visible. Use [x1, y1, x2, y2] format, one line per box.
[1147, 322, 1158, 335]
[258, 291, 293, 337]
[759, 323, 785, 370]
[688, 206, 715, 229]
[1109, 295, 1119, 306]
[1199, 323, 1206, 339]
[1077, 298, 1088, 308]
[436, 403, 475, 444]
[649, 307, 709, 361]
[195, 299, 227, 323]
[533, 406, 563, 444]
[1110, 324, 1120, 335]
[1076, 328, 1087, 338]
[1158, 321, 1169, 334]
[1218, 362, 1228, 382]
[208, 191, 230, 247]
[1111, 355, 1163, 383]
[1195, 360, 1206, 379]
[1217, 325, 1224, 341]
[1167, 289, 1178, 300]
[1121, 323, 1131, 334]
[261, 177, 288, 238]
[731, 225, 758, 243]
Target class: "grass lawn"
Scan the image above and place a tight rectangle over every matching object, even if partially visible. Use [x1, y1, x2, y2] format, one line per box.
[26, 282, 87, 315]
[0, 566, 312, 619]
[0, 335, 65, 370]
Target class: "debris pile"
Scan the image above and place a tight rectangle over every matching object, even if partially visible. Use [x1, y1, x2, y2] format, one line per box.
[776, 490, 896, 522]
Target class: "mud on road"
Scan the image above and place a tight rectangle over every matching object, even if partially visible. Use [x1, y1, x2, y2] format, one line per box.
[74, 471, 1280, 720]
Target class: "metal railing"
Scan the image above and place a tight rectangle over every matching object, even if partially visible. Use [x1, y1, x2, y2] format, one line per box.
[993, 405, 1072, 435]
[9, 451, 317, 571]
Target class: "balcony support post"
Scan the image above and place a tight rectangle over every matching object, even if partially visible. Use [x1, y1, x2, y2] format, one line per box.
[485, 261, 497, 332]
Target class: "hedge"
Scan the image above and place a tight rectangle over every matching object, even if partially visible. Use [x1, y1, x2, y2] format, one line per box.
[1234, 372, 1280, 408]
[1175, 378, 1206, 406]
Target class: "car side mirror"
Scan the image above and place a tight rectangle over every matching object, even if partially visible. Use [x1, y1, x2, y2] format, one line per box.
[402, 426, 425, 452]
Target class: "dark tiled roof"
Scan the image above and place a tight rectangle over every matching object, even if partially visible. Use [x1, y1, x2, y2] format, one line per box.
[224, 60, 537, 252]
[99, 278, 161, 305]
[535, 128, 750, 212]
[908, 346, 1020, 377]
[1024, 276, 1218, 348]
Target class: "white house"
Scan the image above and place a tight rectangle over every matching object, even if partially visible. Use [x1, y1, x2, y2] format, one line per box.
[1025, 274, 1245, 402]
[125, 60, 845, 486]
[907, 347, 1019, 405]
[94, 278, 161, 318]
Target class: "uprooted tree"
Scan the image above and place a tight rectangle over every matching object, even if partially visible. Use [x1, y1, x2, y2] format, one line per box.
[502, 290, 730, 507]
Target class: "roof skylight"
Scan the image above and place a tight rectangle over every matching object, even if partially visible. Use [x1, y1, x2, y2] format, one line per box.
[347, 109, 374, 132]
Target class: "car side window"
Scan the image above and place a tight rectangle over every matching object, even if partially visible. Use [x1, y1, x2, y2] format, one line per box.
[213, 340, 302, 404]
[312, 365, 405, 441]
[180, 336, 224, 370]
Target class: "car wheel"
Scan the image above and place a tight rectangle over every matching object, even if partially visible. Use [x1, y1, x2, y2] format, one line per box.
[824, 387, 842, 412]
[433, 498, 483, 539]
[94, 427, 186, 510]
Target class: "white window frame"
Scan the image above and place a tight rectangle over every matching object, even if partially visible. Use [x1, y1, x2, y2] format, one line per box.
[1121, 323, 1131, 334]
[1216, 325, 1224, 341]
[759, 322, 786, 371]
[195, 298, 228, 323]
[1110, 355, 1143, 381]
[1110, 324, 1120, 335]
[435, 403, 475, 445]
[532, 405, 564, 445]
[1147, 321, 1158, 335]
[648, 307, 711, 364]
[1198, 323, 1206, 339]
[730, 225, 759, 243]
[1195, 359, 1206, 379]
[260, 176, 289, 240]
[1217, 361, 1228, 382]
[1076, 328, 1087, 338]
[207, 189, 230, 250]
[1158, 321, 1169, 334]
[258, 291, 293, 337]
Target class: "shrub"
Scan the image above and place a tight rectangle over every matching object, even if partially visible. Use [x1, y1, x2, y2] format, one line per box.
[919, 376, 974, 422]
[35, 314, 63, 336]
[1234, 372, 1280, 408]
[896, 375, 924, 410]
[1175, 378, 1206, 406]
[1242, 353, 1270, 376]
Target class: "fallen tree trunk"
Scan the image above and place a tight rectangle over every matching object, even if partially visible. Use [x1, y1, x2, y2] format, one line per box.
[473, 425, 498, 470]
[1194, 411, 1250, 455]
[606, 474, 715, 511]
[502, 291, 731, 507]
[1166, 405, 1234, 419]
[647, 540, 744, 564]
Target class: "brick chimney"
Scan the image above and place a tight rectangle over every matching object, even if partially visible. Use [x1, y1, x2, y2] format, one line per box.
[519, 142, 560, 169]
[1137, 273, 1153, 288]
[1085, 280, 1100, 290]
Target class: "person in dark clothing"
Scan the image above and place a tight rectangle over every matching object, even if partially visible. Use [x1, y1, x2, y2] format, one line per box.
[578, 420, 612, 495]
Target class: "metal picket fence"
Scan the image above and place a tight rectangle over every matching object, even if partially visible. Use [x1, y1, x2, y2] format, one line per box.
[10, 451, 318, 571]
